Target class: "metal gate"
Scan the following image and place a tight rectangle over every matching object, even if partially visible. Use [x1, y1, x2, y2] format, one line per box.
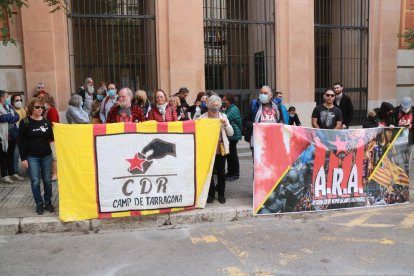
[67, 0, 157, 93]
[315, 0, 369, 125]
[203, 0, 275, 116]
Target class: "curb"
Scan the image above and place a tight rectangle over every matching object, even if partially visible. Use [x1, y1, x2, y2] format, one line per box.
[0, 205, 253, 235]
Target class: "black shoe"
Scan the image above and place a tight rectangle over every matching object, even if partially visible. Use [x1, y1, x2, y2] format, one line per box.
[218, 196, 226, 204]
[226, 175, 239, 181]
[207, 195, 215, 203]
[36, 204, 44, 215]
[44, 202, 55, 213]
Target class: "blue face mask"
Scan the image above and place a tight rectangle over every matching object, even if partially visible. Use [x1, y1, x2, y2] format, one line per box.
[108, 89, 116, 97]
[259, 94, 269, 104]
[201, 102, 206, 108]
[5, 99, 10, 106]
[97, 95, 104, 101]
[275, 97, 282, 104]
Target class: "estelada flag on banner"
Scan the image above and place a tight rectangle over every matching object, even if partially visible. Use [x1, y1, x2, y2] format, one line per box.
[54, 120, 220, 222]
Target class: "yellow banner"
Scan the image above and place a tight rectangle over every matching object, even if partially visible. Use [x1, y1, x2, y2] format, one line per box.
[54, 120, 220, 222]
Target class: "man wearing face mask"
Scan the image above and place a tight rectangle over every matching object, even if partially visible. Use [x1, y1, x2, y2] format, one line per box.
[106, 88, 146, 123]
[100, 83, 118, 123]
[243, 85, 283, 155]
[76, 77, 96, 114]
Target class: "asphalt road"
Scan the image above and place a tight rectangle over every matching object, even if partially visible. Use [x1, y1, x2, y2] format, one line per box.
[1, 204, 413, 275]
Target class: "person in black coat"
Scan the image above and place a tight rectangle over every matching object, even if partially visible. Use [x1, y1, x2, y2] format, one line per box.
[288, 106, 302, 126]
[333, 82, 354, 129]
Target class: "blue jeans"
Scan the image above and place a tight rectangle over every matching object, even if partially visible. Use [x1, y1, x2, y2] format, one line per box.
[27, 155, 53, 206]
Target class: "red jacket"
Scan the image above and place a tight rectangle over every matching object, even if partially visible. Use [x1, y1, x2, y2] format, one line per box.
[46, 106, 60, 123]
[106, 104, 146, 123]
[148, 105, 177, 122]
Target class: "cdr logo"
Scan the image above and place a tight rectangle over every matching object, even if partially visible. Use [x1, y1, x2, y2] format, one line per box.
[95, 133, 195, 213]
[126, 139, 177, 174]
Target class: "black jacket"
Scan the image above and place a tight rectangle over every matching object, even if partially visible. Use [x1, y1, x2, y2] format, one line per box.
[334, 93, 354, 127]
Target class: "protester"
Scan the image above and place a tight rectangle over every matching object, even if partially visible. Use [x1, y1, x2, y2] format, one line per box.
[99, 83, 117, 123]
[0, 90, 22, 183]
[377, 102, 395, 127]
[288, 106, 302, 126]
[90, 87, 106, 124]
[34, 82, 48, 98]
[200, 95, 233, 204]
[168, 96, 186, 121]
[133, 90, 151, 117]
[175, 87, 190, 111]
[106, 88, 146, 123]
[311, 88, 342, 129]
[394, 97, 413, 143]
[148, 90, 177, 122]
[187, 92, 208, 120]
[333, 82, 354, 129]
[275, 92, 289, 124]
[11, 95, 26, 177]
[44, 95, 59, 181]
[76, 77, 95, 114]
[243, 85, 283, 153]
[66, 94, 90, 124]
[362, 109, 380, 128]
[19, 98, 55, 215]
[223, 94, 242, 181]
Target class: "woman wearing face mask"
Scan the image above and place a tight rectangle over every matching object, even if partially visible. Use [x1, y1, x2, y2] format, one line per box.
[66, 94, 90, 124]
[0, 91, 21, 184]
[133, 90, 151, 118]
[90, 87, 106, 124]
[11, 95, 27, 179]
[199, 95, 234, 204]
[188, 92, 208, 120]
[147, 90, 177, 122]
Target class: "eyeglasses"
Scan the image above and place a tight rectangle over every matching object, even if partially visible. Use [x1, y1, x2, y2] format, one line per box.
[34, 105, 45, 110]
[325, 94, 335, 97]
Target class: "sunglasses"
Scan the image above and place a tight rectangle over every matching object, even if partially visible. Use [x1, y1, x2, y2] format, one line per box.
[34, 105, 46, 110]
[325, 94, 335, 97]
[14, 99, 22, 102]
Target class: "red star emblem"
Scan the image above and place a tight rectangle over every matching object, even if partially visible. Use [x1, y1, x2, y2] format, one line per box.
[330, 136, 348, 153]
[127, 153, 146, 171]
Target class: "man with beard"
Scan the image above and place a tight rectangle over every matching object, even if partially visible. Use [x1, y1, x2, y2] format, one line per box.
[333, 82, 354, 129]
[106, 88, 146, 123]
[76, 77, 96, 114]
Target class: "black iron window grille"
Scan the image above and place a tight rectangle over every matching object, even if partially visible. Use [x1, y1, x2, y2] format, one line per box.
[67, 0, 157, 93]
[315, 0, 370, 125]
[203, 0, 275, 116]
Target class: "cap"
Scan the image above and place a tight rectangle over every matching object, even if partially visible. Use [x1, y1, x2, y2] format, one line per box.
[401, 97, 412, 111]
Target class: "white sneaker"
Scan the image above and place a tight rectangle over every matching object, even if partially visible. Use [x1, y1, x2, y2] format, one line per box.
[11, 173, 24, 181]
[1, 176, 14, 184]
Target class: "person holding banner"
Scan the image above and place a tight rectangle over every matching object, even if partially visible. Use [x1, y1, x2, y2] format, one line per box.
[19, 98, 54, 215]
[243, 85, 283, 155]
[311, 88, 342, 129]
[200, 95, 233, 204]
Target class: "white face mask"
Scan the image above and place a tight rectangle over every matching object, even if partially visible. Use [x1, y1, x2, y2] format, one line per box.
[14, 101, 22, 109]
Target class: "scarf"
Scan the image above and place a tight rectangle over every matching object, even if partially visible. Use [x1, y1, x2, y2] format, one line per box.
[254, 101, 280, 123]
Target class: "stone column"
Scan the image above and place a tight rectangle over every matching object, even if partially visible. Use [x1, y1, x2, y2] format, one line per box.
[156, 0, 205, 101]
[368, 0, 401, 110]
[20, 0, 71, 111]
[275, 0, 315, 127]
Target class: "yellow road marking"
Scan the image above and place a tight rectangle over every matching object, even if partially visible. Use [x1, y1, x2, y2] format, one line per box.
[190, 235, 218, 244]
[222, 266, 249, 276]
[399, 212, 414, 229]
[321, 236, 395, 245]
[337, 213, 395, 228]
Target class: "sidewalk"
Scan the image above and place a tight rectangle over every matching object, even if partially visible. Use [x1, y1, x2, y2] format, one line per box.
[0, 141, 255, 234]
